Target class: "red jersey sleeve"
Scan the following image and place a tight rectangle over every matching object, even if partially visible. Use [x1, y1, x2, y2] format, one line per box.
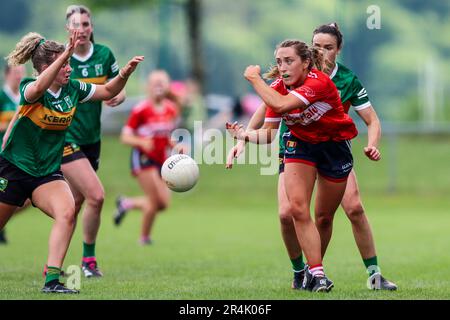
[264, 78, 285, 122]
[289, 71, 330, 106]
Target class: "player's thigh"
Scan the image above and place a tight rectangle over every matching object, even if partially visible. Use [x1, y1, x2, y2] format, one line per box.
[62, 158, 104, 199]
[283, 163, 316, 211]
[31, 180, 75, 219]
[0, 203, 19, 228]
[315, 175, 348, 219]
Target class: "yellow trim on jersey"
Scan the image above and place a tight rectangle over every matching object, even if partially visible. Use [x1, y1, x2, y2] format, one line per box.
[76, 76, 108, 85]
[18, 103, 76, 131]
[0, 111, 15, 123]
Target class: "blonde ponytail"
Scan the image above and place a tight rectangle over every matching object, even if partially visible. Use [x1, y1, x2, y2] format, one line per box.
[6, 32, 44, 66]
[5, 32, 65, 73]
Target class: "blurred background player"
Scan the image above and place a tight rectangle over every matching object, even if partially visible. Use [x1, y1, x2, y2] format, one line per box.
[60, 5, 125, 278]
[113, 70, 185, 245]
[0, 30, 143, 293]
[0, 64, 27, 244]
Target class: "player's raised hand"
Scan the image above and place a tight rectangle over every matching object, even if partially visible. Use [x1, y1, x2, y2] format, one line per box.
[364, 146, 381, 161]
[66, 29, 81, 56]
[244, 65, 261, 82]
[120, 56, 145, 79]
[225, 140, 246, 169]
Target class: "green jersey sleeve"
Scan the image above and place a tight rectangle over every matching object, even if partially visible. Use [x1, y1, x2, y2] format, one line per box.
[106, 48, 119, 80]
[71, 80, 96, 103]
[349, 77, 371, 111]
[19, 77, 39, 104]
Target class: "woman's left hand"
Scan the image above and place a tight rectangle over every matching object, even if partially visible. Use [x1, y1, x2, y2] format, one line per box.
[244, 65, 261, 82]
[105, 91, 125, 107]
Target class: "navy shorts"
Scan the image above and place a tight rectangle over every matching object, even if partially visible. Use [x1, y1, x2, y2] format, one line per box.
[130, 148, 162, 176]
[0, 157, 66, 207]
[61, 141, 101, 171]
[284, 134, 353, 182]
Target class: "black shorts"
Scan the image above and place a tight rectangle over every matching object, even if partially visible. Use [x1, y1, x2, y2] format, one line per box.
[62, 141, 101, 171]
[130, 148, 162, 176]
[0, 157, 66, 207]
[284, 134, 353, 182]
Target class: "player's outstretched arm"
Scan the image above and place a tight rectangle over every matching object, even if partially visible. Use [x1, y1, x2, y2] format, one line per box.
[225, 103, 267, 168]
[226, 120, 279, 145]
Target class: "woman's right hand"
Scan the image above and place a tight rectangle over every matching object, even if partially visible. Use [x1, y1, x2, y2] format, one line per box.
[66, 29, 81, 57]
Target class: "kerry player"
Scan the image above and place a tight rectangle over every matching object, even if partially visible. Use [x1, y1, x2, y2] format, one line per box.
[0, 30, 143, 293]
[61, 5, 125, 278]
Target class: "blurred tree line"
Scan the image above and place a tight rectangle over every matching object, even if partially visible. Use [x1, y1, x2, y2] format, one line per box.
[0, 0, 449, 123]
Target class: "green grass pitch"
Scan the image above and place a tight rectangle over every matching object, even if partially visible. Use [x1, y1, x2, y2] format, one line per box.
[1, 134, 449, 299]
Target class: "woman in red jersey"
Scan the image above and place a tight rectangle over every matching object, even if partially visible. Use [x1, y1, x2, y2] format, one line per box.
[114, 70, 184, 245]
[227, 39, 358, 292]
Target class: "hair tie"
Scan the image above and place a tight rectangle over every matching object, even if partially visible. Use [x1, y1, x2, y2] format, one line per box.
[31, 38, 46, 56]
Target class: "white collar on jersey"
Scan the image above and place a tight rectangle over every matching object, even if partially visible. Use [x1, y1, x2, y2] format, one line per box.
[71, 41, 94, 62]
[3, 84, 20, 104]
[329, 63, 338, 80]
[47, 87, 62, 99]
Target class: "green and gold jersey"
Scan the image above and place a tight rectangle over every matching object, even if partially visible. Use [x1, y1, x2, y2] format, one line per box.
[65, 42, 119, 145]
[0, 77, 95, 177]
[0, 85, 20, 140]
[278, 62, 371, 153]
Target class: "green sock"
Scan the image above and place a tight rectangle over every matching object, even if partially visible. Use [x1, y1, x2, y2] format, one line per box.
[290, 255, 305, 272]
[45, 266, 60, 284]
[83, 242, 96, 258]
[363, 256, 380, 276]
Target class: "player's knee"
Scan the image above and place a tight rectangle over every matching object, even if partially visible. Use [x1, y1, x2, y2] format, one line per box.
[86, 188, 105, 208]
[157, 199, 169, 211]
[289, 201, 311, 223]
[57, 206, 76, 227]
[315, 213, 334, 230]
[345, 204, 365, 222]
[279, 206, 294, 226]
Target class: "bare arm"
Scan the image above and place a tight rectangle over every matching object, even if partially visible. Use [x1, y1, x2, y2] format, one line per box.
[90, 56, 144, 102]
[244, 65, 307, 114]
[226, 120, 280, 145]
[356, 106, 382, 161]
[2, 106, 21, 150]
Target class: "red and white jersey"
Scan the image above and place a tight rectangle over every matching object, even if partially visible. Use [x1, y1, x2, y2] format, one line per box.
[123, 99, 178, 164]
[265, 69, 358, 143]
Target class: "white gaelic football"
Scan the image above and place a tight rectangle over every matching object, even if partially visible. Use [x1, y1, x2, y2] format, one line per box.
[161, 154, 199, 192]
